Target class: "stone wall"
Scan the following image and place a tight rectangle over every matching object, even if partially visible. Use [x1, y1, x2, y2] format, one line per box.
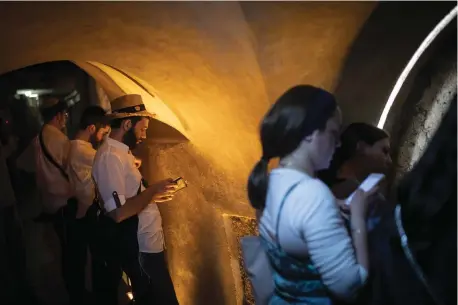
[387, 26, 457, 183]
[0, 2, 454, 305]
[0, 3, 375, 304]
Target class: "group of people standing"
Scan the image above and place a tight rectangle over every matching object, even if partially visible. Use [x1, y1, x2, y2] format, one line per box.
[247, 85, 456, 305]
[30, 94, 179, 305]
[1, 83, 455, 305]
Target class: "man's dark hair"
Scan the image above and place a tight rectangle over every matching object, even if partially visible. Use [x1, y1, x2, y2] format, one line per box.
[110, 116, 145, 129]
[40, 96, 68, 124]
[79, 106, 109, 131]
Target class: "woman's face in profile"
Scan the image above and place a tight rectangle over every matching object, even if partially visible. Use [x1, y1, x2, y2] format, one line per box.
[313, 108, 342, 170]
[363, 137, 392, 173]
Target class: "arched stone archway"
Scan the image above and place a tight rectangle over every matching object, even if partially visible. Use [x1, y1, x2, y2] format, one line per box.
[75, 61, 189, 143]
[389, 27, 457, 183]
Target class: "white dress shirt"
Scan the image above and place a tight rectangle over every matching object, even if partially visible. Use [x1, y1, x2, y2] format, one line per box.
[34, 124, 72, 213]
[92, 137, 164, 253]
[259, 168, 368, 301]
[68, 139, 96, 219]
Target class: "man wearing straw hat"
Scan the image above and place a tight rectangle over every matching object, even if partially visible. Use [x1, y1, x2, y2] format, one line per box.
[92, 94, 179, 305]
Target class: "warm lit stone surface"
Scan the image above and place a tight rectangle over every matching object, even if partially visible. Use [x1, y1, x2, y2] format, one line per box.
[0, 2, 454, 305]
[0, 3, 374, 304]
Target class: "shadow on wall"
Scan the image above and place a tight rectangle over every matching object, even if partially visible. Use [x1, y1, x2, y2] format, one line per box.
[135, 141, 246, 305]
[333, 1, 456, 126]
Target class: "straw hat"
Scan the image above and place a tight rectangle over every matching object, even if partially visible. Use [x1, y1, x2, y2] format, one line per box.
[109, 94, 155, 119]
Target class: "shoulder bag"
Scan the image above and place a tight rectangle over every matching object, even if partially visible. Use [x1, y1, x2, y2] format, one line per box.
[241, 180, 303, 305]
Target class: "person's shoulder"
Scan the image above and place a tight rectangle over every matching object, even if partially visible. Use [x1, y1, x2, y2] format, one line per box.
[297, 177, 334, 200]
[43, 124, 68, 141]
[287, 177, 338, 227]
[70, 141, 96, 164]
[94, 144, 124, 168]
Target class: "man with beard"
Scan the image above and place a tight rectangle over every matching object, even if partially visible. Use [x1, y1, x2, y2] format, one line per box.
[66, 105, 110, 305]
[30, 96, 77, 303]
[92, 94, 179, 305]
[35, 96, 72, 216]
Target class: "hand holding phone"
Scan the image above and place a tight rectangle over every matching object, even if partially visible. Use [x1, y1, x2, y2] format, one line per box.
[172, 177, 188, 193]
[345, 173, 385, 205]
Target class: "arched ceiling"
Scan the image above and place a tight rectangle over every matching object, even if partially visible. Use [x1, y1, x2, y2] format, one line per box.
[2, 4, 455, 304]
[0, 1, 375, 164]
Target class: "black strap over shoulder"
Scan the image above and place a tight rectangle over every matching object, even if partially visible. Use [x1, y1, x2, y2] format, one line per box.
[38, 128, 69, 181]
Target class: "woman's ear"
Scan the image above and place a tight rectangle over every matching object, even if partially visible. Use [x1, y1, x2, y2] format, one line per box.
[356, 140, 369, 154]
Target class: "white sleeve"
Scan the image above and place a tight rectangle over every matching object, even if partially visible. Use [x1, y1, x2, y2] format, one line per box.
[69, 149, 96, 209]
[293, 180, 368, 301]
[93, 153, 126, 213]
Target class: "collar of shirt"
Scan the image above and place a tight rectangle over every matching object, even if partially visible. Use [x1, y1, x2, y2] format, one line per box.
[106, 137, 129, 153]
[72, 139, 94, 150]
[44, 123, 66, 137]
[69, 139, 96, 168]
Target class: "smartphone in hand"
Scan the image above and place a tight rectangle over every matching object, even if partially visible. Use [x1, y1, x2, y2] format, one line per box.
[173, 177, 188, 193]
[345, 173, 384, 205]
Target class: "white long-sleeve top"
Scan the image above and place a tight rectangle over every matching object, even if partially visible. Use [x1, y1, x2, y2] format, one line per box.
[259, 168, 368, 301]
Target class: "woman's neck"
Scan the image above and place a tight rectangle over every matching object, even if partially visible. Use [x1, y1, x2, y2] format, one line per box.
[279, 153, 315, 177]
[338, 159, 369, 183]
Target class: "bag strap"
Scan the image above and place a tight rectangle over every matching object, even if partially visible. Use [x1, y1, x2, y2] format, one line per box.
[39, 128, 69, 181]
[274, 179, 303, 248]
[395, 205, 444, 305]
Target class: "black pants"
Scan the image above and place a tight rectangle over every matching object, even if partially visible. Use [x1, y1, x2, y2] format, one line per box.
[139, 251, 179, 305]
[1, 205, 42, 305]
[52, 199, 88, 305]
[89, 214, 153, 305]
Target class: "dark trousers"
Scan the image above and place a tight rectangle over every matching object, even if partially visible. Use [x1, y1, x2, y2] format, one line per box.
[90, 214, 154, 305]
[139, 251, 179, 305]
[1, 205, 42, 305]
[52, 199, 89, 305]
[94, 255, 154, 305]
[96, 252, 179, 305]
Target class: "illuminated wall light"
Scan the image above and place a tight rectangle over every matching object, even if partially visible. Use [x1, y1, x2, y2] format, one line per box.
[377, 6, 458, 129]
[127, 292, 134, 300]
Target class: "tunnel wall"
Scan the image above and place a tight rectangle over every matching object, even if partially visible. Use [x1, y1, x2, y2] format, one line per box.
[387, 26, 457, 184]
[333, 2, 456, 126]
[0, 3, 375, 304]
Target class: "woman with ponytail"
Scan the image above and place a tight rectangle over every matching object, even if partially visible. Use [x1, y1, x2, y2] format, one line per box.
[248, 85, 376, 304]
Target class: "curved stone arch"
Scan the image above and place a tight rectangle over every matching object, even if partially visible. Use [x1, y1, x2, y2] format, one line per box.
[74, 61, 189, 143]
[375, 8, 457, 183]
[391, 39, 456, 182]
[333, 2, 456, 126]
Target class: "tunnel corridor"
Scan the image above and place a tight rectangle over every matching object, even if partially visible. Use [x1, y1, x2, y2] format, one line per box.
[0, 2, 456, 305]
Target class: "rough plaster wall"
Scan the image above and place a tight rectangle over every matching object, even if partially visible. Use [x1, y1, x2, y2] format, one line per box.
[392, 48, 457, 182]
[240, 2, 375, 101]
[0, 2, 373, 304]
[333, 2, 456, 126]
